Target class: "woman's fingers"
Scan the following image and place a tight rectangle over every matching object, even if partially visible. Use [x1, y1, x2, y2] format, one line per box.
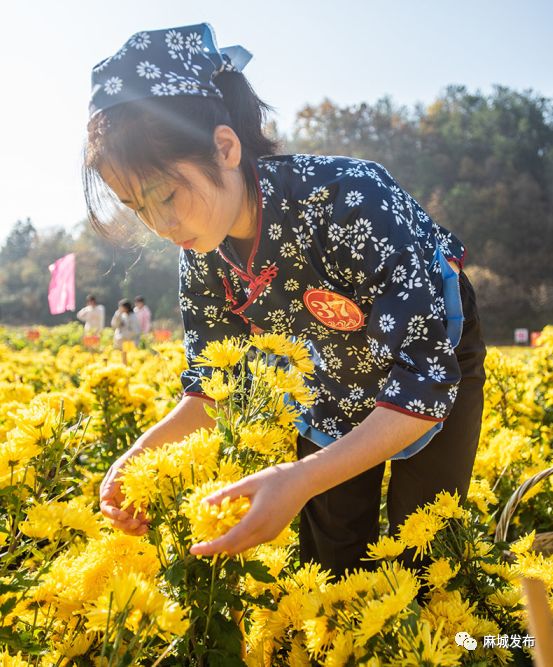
[189, 464, 306, 557]
[101, 500, 149, 533]
[190, 503, 270, 556]
[190, 522, 259, 556]
[109, 518, 149, 536]
[99, 478, 123, 504]
[99, 451, 150, 537]
[100, 501, 135, 522]
[202, 478, 255, 506]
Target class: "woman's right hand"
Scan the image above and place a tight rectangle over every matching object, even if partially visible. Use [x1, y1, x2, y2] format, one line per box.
[99, 446, 149, 536]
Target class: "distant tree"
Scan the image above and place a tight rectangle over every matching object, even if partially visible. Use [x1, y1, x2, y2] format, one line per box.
[0, 218, 37, 262]
[288, 87, 553, 340]
[0, 222, 73, 324]
[72, 221, 181, 324]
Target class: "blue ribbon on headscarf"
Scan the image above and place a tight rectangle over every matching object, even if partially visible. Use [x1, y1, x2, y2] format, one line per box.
[89, 23, 252, 118]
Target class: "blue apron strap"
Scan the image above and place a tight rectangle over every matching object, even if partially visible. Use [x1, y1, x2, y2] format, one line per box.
[295, 416, 336, 447]
[437, 249, 464, 349]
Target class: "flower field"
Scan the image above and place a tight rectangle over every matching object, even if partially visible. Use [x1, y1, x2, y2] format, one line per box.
[0, 323, 552, 666]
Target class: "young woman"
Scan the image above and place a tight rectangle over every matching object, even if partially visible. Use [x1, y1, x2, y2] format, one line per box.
[89, 23, 486, 576]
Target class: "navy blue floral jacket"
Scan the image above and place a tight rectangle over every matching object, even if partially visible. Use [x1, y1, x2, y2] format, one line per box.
[179, 155, 466, 453]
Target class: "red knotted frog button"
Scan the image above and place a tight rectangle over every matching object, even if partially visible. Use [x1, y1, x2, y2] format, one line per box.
[303, 289, 365, 331]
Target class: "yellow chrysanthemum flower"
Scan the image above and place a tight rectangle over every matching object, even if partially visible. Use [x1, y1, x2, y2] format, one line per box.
[303, 615, 336, 657]
[397, 508, 445, 559]
[424, 558, 460, 590]
[248, 360, 314, 406]
[487, 586, 522, 608]
[364, 535, 405, 560]
[156, 600, 190, 636]
[120, 429, 222, 513]
[516, 551, 553, 588]
[283, 562, 333, 594]
[429, 491, 467, 521]
[354, 607, 386, 646]
[287, 634, 311, 667]
[467, 478, 498, 514]
[56, 632, 94, 659]
[201, 370, 236, 401]
[0, 650, 33, 666]
[193, 338, 247, 369]
[36, 391, 77, 422]
[85, 571, 189, 636]
[421, 590, 479, 649]
[183, 480, 250, 545]
[216, 457, 245, 483]
[480, 561, 518, 582]
[388, 620, 460, 667]
[239, 422, 291, 458]
[324, 630, 360, 667]
[249, 332, 294, 357]
[510, 530, 536, 555]
[80, 362, 130, 390]
[20, 498, 102, 540]
[274, 367, 315, 406]
[0, 439, 40, 488]
[250, 333, 314, 377]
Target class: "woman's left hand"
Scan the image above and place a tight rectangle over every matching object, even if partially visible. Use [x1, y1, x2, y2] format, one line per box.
[189, 462, 310, 557]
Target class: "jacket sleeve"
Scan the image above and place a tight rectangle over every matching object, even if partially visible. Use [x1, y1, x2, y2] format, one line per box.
[332, 164, 462, 422]
[361, 242, 461, 421]
[179, 251, 250, 398]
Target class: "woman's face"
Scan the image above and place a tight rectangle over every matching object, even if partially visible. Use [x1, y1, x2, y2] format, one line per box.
[100, 126, 256, 253]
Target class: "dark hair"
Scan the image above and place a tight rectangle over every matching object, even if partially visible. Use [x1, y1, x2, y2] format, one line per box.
[134, 295, 145, 303]
[118, 299, 133, 312]
[86, 294, 97, 303]
[83, 71, 278, 238]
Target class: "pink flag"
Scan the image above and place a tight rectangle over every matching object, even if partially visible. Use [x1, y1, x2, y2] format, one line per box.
[48, 253, 76, 315]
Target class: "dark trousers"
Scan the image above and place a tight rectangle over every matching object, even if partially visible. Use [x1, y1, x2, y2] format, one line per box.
[298, 271, 487, 578]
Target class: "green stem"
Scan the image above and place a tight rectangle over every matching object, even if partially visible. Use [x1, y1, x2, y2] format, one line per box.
[202, 555, 219, 647]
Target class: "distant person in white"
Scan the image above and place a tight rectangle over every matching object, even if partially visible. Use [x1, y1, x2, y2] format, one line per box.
[77, 294, 105, 334]
[134, 295, 152, 335]
[111, 299, 141, 349]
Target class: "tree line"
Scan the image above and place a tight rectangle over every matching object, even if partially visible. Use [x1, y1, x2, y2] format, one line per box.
[0, 218, 181, 329]
[1, 85, 552, 341]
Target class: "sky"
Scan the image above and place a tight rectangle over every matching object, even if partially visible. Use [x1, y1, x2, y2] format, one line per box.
[0, 0, 551, 244]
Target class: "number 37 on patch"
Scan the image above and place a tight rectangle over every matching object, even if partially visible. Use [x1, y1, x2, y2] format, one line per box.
[303, 288, 365, 332]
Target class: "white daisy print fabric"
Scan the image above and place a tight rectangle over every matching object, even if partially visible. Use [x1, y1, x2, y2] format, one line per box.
[180, 156, 466, 449]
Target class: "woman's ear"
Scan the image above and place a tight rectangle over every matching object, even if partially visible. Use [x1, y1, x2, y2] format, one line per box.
[213, 125, 242, 170]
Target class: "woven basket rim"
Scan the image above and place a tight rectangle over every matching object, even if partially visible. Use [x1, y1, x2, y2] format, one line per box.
[494, 466, 553, 544]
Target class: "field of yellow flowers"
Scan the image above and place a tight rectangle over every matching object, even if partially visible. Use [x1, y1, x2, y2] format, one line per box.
[0, 323, 552, 666]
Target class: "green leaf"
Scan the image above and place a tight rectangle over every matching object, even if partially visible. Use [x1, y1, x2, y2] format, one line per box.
[164, 559, 186, 586]
[208, 653, 246, 667]
[241, 559, 276, 584]
[204, 404, 218, 420]
[118, 651, 135, 666]
[208, 613, 245, 660]
[0, 627, 43, 654]
[0, 596, 16, 615]
[511, 648, 534, 667]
